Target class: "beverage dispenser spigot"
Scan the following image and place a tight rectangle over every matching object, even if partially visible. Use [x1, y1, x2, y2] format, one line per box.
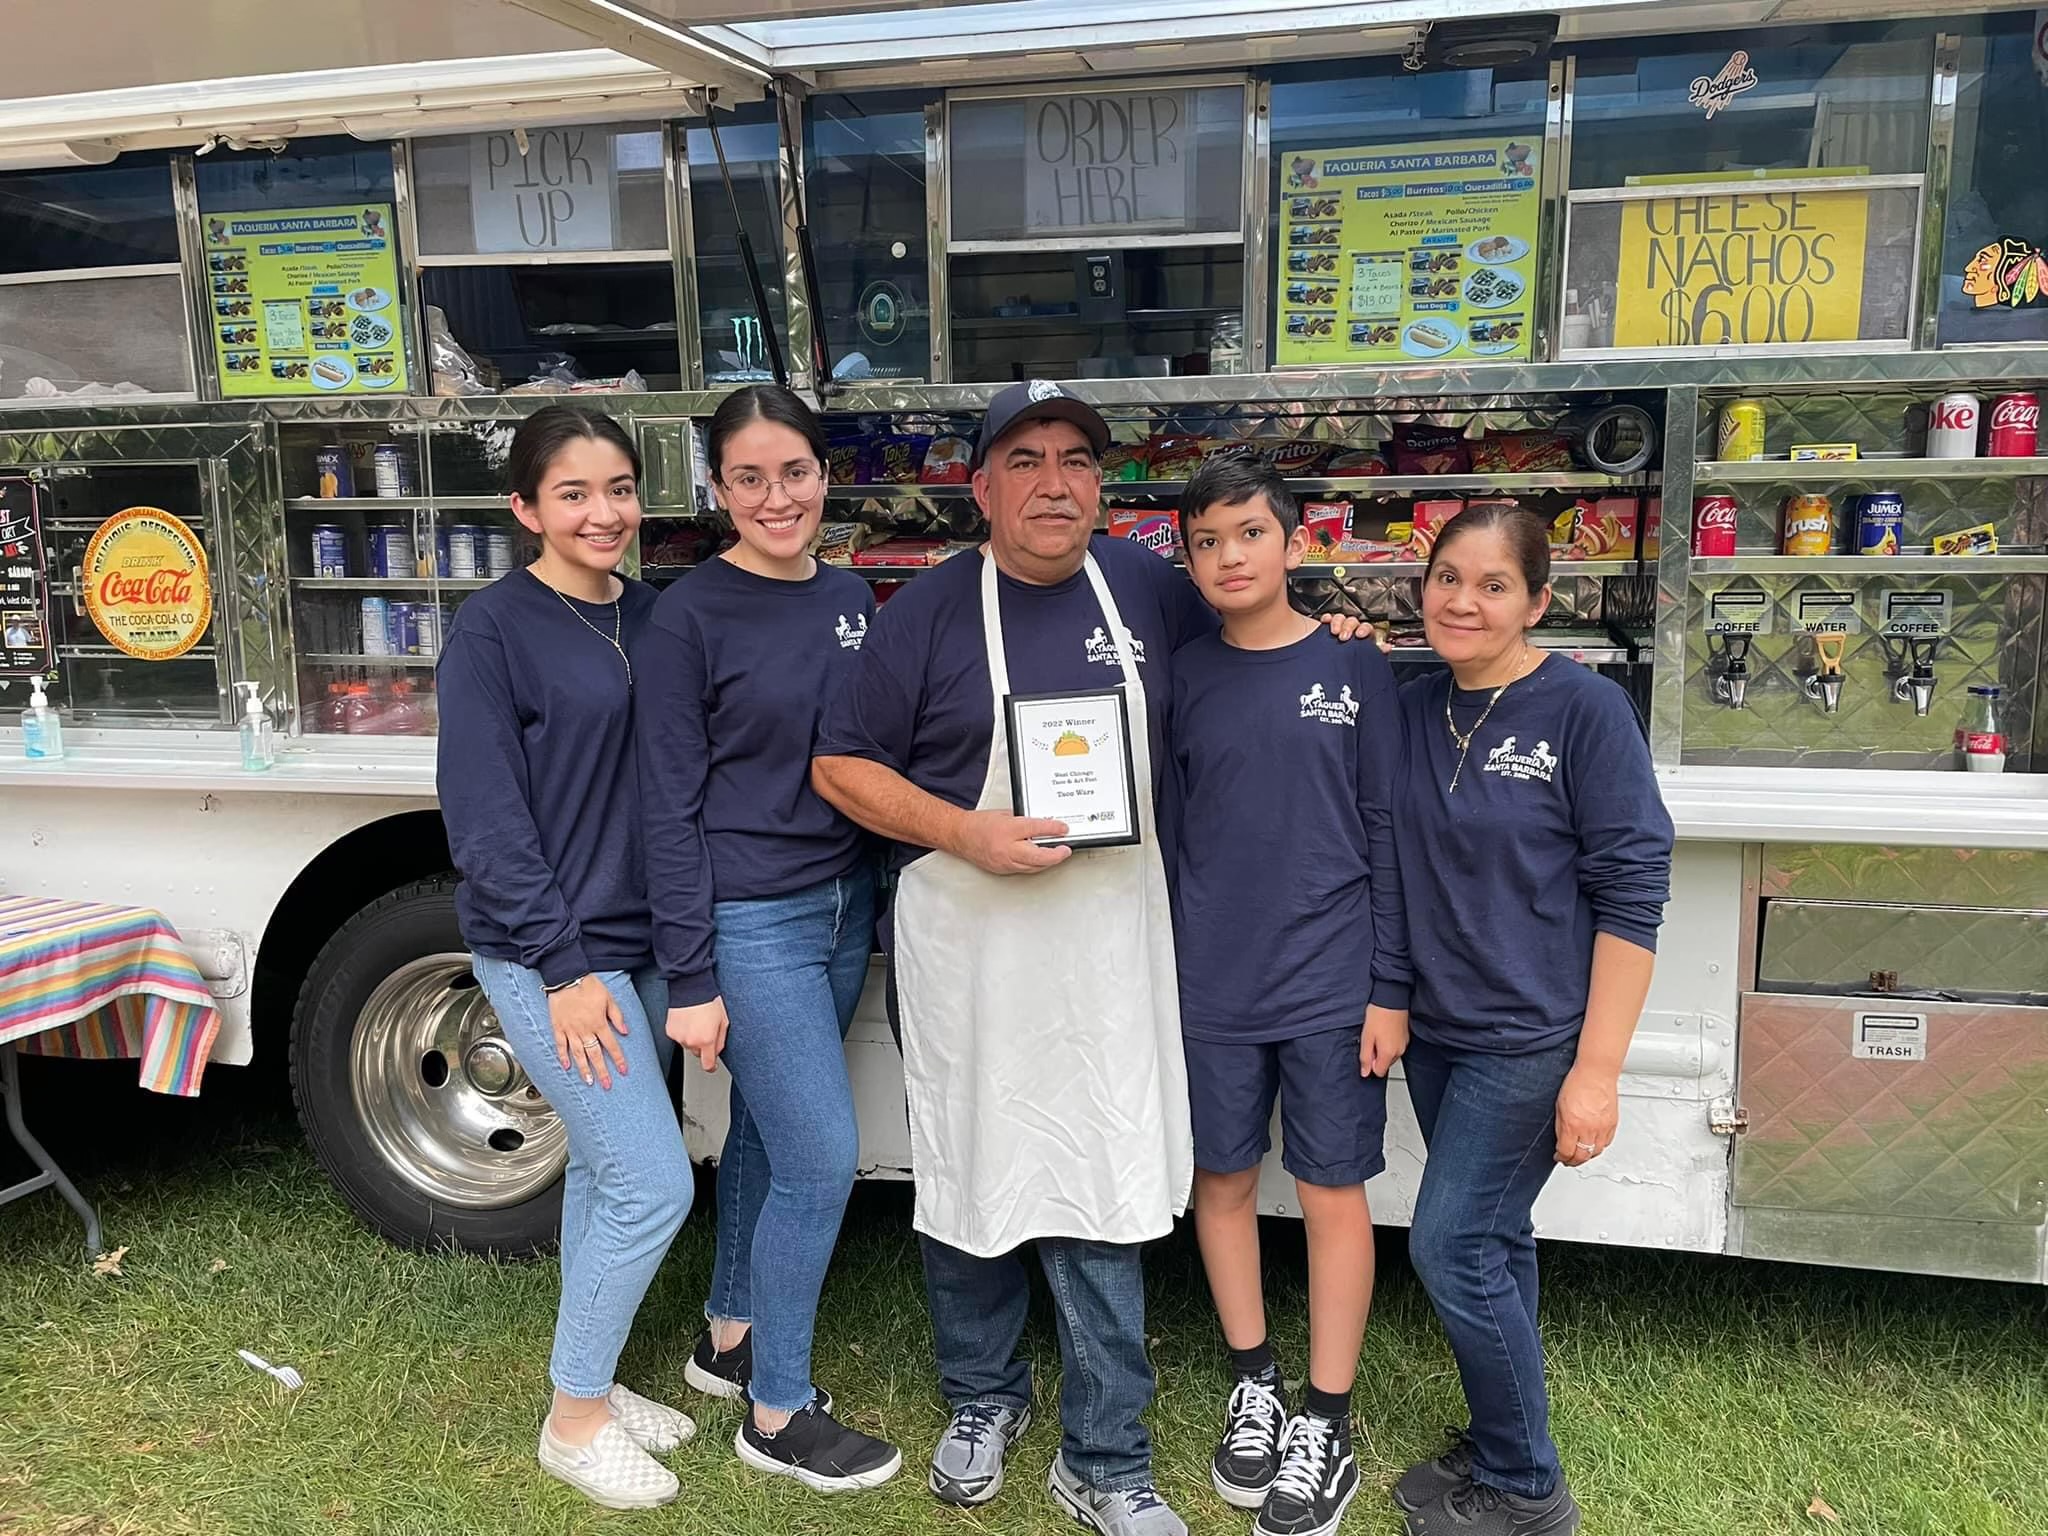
[1801, 633, 1848, 714]
[1709, 633, 1752, 710]
[1886, 636, 1939, 717]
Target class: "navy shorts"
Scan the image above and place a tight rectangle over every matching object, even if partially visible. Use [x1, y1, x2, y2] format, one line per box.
[1185, 1026, 1388, 1186]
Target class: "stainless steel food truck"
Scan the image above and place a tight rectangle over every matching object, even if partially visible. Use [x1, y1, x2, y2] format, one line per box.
[3, 0, 2046, 1284]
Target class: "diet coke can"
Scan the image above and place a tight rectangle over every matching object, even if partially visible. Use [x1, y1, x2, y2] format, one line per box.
[1927, 392, 1981, 458]
[1692, 495, 1739, 556]
[1987, 393, 2039, 458]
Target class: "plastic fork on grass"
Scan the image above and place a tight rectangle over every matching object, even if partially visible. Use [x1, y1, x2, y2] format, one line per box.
[236, 1350, 303, 1390]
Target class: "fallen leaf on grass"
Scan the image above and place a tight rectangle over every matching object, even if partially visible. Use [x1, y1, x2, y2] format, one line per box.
[91, 1247, 129, 1278]
[1808, 1495, 1841, 1523]
[129, 1443, 157, 1455]
[209, 1258, 229, 1274]
[849, 1343, 865, 1356]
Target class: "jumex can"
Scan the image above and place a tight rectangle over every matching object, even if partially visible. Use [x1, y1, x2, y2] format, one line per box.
[360, 597, 391, 656]
[310, 524, 350, 577]
[1781, 493, 1835, 555]
[372, 442, 413, 497]
[388, 602, 420, 656]
[1718, 399, 1766, 462]
[1853, 492, 1904, 556]
[447, 525, 482, 579]
[315, 444, 353, 499]
[484, 528, 516, 578]
[367, 524, 416, 578]
[432, 526, 451, 579]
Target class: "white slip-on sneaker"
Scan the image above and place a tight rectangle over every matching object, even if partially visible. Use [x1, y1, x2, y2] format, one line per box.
[537, 1418, 680, 1509]
[608, 1383, 697, 1454]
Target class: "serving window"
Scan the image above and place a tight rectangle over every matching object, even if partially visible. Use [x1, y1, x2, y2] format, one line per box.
[806, 91, 935, 384]
[0, 153, 192, 403]
[686, 106, 788, 386]
[412, 122, 682, 392]
[1936, 15, 2048, 348]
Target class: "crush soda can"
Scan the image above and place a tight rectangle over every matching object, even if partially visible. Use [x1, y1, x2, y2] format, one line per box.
[1781, 493, 1835, 555]
[1987, 393, 2039, 458]
[1692, 495, 1739, 556]
[1717, 399, 1766, 462]
[1852, 491, 1904, 555]
[1927, 393, 1981, 458]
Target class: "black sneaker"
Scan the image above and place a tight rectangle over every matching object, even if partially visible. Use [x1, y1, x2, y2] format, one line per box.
[684, 1328, 750, 1401]
[734, 1396, 903, 1493]
[1257, 1414, 1359, 1536]
[1211, 1374, 1289, 1509]
[1392, 1429, 1474, 1513]
[1406, 1477, 1581, 1536]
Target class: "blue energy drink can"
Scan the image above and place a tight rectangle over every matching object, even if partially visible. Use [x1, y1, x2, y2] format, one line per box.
[1854, 491, 1904, 556]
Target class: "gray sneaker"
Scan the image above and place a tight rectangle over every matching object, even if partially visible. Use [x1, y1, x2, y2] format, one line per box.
[929, 1401, 1033, 1506]
[1047, 1454, 1188, 1536]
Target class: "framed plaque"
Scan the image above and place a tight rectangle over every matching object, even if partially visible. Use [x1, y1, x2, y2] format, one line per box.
[1005, 686, 1141, 848]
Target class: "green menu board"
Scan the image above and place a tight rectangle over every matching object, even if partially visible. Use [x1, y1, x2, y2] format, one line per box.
[1273, 137, 1540, 367]
[206, 203, 408, 396]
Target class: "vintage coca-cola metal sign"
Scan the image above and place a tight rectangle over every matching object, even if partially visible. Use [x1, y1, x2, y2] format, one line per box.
[80, 506, 213, 661]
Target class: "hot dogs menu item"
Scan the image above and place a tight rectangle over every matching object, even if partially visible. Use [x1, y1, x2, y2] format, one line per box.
[208, 204, 409, 397]
[0, 478, 53, 677]
[1275, 137, 1540, 367]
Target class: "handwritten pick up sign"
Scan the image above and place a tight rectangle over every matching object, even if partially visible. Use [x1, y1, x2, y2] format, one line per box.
[1614, 186, 1868, 349]
[470, 128, 616, 253]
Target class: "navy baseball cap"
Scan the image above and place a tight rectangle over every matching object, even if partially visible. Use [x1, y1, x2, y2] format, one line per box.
[973, 380, 1112, 469]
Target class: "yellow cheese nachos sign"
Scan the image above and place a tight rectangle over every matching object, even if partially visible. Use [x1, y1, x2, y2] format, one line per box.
[1614, 186, 1868, 348]
[81, 507, 213, 660]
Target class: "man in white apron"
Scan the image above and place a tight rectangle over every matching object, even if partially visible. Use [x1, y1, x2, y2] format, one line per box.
[813, 381, 1212, 1536]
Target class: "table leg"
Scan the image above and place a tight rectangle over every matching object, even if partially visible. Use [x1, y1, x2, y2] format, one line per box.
[0, 1042, 104, 1259]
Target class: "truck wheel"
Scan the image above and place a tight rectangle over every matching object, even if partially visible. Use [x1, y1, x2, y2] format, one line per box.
[291, 876, 567, 1257]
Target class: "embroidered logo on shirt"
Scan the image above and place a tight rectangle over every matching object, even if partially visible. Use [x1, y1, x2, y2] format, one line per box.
[1084, 624, 1147, 667]
[1298, 681, 1359, 727]
[835, 613, 868, 650]
[1482, 735, 1558, 783]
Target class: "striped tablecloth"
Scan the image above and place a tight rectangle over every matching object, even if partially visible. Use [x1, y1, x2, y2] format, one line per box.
[0, 895, 223, 1097]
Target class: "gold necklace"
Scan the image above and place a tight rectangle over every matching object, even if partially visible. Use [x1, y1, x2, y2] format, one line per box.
[548, 582, 632, 690]
[1443, 645, 1535, 795]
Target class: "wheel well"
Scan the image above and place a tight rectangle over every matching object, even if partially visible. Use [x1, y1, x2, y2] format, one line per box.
[250, 810, 454, 1065]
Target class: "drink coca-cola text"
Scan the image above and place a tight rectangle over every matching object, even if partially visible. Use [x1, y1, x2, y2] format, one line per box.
[98, 566, 196, 608]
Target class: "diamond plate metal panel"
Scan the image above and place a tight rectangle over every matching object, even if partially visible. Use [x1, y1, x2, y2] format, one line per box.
[1681, 571, 2036, 769]
[1733, 992, 2048, 1226]
[1762, 843, 2048, 907]
[1759, 901, 2048, 997]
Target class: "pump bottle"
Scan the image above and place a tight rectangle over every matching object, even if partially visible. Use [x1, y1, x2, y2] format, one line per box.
[20, 676, 64, 761]
[235, 681, 276, 771]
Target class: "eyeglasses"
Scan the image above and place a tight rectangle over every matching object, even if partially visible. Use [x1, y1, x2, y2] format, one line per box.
[722, 464, 824, 510]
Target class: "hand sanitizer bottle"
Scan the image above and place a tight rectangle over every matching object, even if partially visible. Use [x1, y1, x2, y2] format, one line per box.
[236, 681, 276, 771]
[21, 676, 64, 761]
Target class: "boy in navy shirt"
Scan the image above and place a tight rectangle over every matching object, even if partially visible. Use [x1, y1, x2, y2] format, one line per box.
[1170, 457, 1410, 1536]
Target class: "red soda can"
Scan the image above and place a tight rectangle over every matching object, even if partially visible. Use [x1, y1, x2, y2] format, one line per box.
[1692, 494, 1739, 556]
[1987, 393, 2039, 458]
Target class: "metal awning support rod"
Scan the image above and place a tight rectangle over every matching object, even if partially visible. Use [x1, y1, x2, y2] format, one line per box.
[774, 78, 835, 395]
[705, 99, 790, 391]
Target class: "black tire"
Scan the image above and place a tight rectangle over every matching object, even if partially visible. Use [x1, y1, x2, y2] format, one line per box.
[290, 876, 564, 1257]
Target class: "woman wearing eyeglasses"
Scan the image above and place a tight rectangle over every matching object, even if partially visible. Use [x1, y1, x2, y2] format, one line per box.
[634, 385, 900, 1492]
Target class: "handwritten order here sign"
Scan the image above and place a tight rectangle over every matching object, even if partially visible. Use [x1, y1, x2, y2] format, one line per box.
[1614, 185, 1868, 348]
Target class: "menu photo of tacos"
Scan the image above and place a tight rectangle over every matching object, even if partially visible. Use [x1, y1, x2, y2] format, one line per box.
[270, 357, 310, 382]
[222, 350, 262, 374]
[1285, 311, 1337, 339]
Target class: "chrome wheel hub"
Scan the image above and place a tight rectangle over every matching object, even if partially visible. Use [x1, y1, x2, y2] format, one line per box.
[349, 954, 566, 1209]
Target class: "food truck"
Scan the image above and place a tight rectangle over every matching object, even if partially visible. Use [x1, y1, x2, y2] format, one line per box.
[3, 1, 2046, 1282]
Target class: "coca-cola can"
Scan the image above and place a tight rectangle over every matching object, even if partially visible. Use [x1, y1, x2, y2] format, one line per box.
[1692, 494, 1739, 556]
[1927, 392, 1981, 458]
[1987, 393, 2040, 458]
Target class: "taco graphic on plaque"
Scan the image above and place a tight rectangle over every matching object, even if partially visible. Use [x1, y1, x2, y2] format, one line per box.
[1053, 730, 1091, 757]
[1962, 237, 2048, 308]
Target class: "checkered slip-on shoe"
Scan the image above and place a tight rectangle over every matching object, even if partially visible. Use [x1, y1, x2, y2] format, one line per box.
[608, 1383, 697, 1454]
[538, 1418, 680, 1509]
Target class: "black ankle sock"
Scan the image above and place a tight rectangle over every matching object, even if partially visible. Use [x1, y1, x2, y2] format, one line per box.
[1305, 1383, 1351, 1422]
[1228, 1340, 1278, 1381]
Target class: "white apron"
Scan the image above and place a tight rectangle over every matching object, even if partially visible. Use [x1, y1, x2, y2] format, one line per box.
[893, 551, 1193, 1258]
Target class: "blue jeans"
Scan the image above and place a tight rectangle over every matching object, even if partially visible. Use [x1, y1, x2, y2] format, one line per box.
[702, 870, 874, 1413]
[1403, 1033, 1580, 1499]
[470, 956, 690, 1400]
[921, 1233, 1155, 1492]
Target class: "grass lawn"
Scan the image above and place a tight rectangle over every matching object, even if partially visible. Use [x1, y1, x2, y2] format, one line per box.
[1, 1064, 2044, 1536]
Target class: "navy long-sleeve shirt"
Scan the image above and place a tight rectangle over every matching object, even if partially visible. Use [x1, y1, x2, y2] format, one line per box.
[634, 557, 876, 1005]
[436, 569, 658, 987]
[1171, 626, 1411, 1042]
[1393, 656, 1673, 1053]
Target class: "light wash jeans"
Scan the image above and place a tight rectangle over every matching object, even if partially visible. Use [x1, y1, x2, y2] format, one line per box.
[471, 956, 690, 1400]
[702, 869, 874, 1413]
